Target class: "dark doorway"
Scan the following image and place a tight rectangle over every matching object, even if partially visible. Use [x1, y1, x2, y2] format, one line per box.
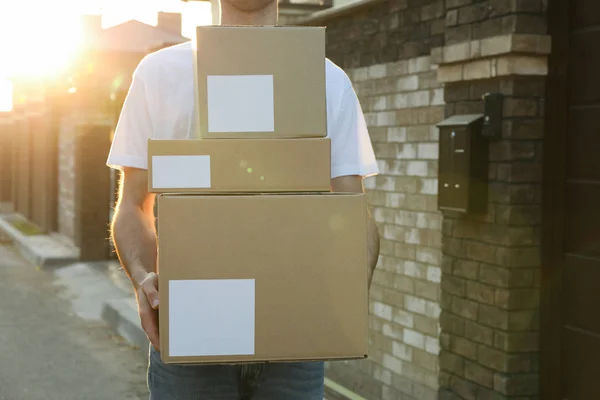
[541, 0, 600, 399]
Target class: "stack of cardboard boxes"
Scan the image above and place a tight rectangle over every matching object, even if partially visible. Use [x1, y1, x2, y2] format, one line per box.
[147, 26, 369, 364]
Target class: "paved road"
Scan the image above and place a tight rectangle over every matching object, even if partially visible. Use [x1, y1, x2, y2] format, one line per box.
[0, 243, 149, 400]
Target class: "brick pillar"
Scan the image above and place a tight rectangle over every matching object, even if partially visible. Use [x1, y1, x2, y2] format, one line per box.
[57, 113, 77, 242]
[436, 30, 548, 400]
[74, 123, 112, 261]
[28, 108, 57, 232]
[46, 105, 60, 233]
[10, 113, 19, 212]
[12, 108, 32, 219]
[0, 113, 14, 204]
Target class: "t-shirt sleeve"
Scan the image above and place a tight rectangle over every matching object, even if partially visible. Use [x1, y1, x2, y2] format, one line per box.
[329, 84, 379, 179]
[106, 63, 154, 171]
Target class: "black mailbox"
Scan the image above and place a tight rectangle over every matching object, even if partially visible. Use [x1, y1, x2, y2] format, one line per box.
[437, 114, 488, 214]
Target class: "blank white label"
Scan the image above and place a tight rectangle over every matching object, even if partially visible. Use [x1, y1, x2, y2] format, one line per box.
[207, 75, 274, 133]
[152, 155, 211, 189]
[169, 279, 255, 357]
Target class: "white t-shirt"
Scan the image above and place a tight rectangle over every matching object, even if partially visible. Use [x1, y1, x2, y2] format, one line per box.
[106, 41, 379, 180]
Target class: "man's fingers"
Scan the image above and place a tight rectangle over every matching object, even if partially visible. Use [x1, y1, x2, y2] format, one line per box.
[140, 310, 160, 351]
[137, 273, 160, 349]
[145, 286, 159, 309]
[138, 298, 160, 351]
[142, 272, 160, 309]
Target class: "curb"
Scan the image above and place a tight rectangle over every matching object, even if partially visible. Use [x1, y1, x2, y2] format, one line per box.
[48, 260, 149, 360]
[102, 297, 150, 360]
[324, 378, 367, 400]
[0, 214, 79, 267]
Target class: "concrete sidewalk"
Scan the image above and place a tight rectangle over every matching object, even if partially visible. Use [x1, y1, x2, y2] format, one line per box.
[0, 212, 149, 358]
[0, 213, 80, 267]
[0, 243, 149, 399]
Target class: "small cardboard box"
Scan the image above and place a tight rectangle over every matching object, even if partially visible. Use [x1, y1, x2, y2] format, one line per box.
[193, 26, 327, 139]
[147, 138, 331, 193]
[157, 193, 368, 364]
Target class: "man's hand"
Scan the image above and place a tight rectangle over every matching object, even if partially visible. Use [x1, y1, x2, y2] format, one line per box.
[111, 167, 160, 349]
[136, 272, 160, 351]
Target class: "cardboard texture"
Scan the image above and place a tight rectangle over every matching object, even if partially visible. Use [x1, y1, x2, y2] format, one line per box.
[193, 26, 327, 139]
[147, 138, 331, 193]
[157, 193, 369, 364]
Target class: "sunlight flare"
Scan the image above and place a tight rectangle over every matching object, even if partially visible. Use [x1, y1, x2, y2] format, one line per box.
[0, 3, 83, 78]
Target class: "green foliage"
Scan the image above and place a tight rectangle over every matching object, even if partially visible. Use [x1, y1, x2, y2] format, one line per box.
[9, 220, 44, 236]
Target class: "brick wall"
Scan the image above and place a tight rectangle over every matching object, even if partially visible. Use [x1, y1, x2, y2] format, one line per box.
[28, 108, 59, 233]
[323, 0, 445, 69]
[444, 0, 547, 46]
[435, 4, 548, 399]
[7, 82, 115, 258]
[74, 124, 112, 261]
[58, 114, 77, 242]
[309, 1, 447, 399]
[439, 77, 544, 400]
[13, 112, 32, 220]
[57, 83, 115, 254]
[302, 0, 550, 398]
[438, 57, 546, 400]
[324, 56, 445, 400]
[0, 115, 13, 204]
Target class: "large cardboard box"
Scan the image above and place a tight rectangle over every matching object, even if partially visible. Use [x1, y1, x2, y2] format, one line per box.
[157, 193, 368, 364]
[193, 26, 327, 139]
[147, 138, 331, 193]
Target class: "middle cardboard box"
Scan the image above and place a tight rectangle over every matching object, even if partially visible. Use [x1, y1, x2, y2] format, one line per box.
[148, 138, 331, 193]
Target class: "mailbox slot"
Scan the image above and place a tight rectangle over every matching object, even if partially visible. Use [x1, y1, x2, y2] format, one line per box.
[437, 114, 488, 214]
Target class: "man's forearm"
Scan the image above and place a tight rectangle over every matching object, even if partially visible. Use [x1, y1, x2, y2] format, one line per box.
[111, 205, 157, 288]
[366, 209, 380, 286]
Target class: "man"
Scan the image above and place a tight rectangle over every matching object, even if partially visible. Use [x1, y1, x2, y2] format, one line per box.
[107, 0, 380, 398]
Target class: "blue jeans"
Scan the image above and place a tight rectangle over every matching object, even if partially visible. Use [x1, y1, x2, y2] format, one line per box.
[147, 346, 325, 399]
